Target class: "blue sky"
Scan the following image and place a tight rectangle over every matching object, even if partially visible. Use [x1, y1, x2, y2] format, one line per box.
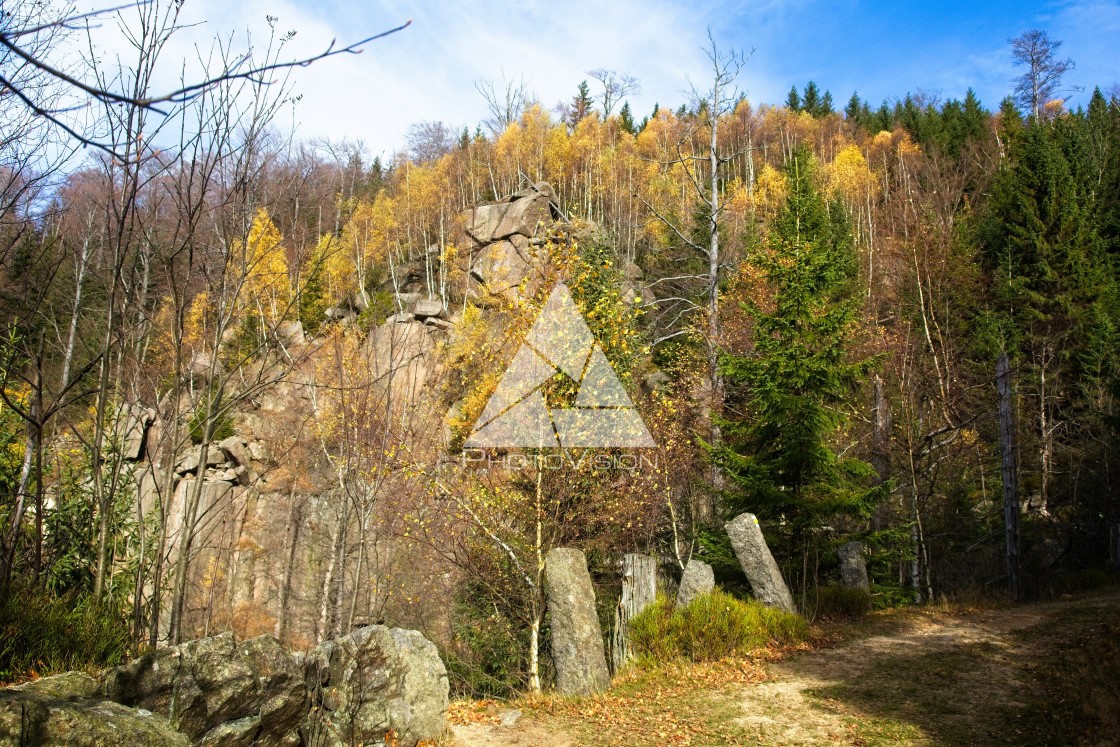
[96, 0, 1120, 157]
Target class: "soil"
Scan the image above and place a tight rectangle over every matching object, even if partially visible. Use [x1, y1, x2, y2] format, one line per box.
[450, 587, 1120, 746]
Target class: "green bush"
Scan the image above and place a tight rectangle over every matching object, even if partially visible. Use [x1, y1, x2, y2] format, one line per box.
[807, 584, 872, 620]
[628, 588, 808, 664]
[0, 585, 131, 683]
[443, 588, 532, 699]
[1052, 567, 1120, 595]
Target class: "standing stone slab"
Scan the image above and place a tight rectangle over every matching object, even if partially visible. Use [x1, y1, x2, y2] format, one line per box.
[675, 559, 715, 610]
[838, 541, 870, 590]
[544, 548, 610, 695]
[725, 513, 797, 614]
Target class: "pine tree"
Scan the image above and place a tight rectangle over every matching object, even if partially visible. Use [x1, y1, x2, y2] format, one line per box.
[567, 80, 594, 128]
[716, 146, 882, 539]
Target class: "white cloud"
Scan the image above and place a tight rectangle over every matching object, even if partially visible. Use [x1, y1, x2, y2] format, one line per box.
[75, 0, 786, 158]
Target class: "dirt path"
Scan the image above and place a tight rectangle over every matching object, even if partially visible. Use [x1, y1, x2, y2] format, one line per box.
[451, 588, 1120, 746]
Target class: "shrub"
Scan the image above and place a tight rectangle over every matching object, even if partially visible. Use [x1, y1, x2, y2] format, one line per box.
[1052, 567, 1120, 595]
[0, 584, 131, 683]
[628, 588, 808, 664]
[807, 584, 872, 620]
[443, 590, 531, 699]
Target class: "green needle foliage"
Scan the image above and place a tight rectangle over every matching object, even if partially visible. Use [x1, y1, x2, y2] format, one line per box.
[716, 145, 884, 535]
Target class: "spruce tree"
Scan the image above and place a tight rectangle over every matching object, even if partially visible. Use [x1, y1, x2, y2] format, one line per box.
[980, 116, 1119, 515]
[716, 146, 883, 539]
[618, 101, 637, 135]
[786, 85, 802, 113]
[873, 103, 893, 132]
[845, 92, 864, 128]
[802, 81, 822, 117]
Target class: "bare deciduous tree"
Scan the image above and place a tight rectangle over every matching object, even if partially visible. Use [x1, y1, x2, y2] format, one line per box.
[588, 68, 640, 118]
[474, 71, 535, 136]
[406, 120, 456, 163]
[1010, 29, 1076, 119]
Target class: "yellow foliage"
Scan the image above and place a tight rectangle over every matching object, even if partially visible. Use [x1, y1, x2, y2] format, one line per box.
[231, 209, 290, 327]
[753, 164, 788, 217]
[828, 144, 879, 203]
[0, 385, 28, 477]
[184, 291, 211, 349]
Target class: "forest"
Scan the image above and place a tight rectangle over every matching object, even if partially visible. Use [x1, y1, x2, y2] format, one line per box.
[1, 2, 1119, 739]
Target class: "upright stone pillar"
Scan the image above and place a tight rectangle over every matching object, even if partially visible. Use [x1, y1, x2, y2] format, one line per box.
[544, 548, 610, 695]
[837, 541, 871, 590]
[725, 513, 797, 614]
[675, 559, 715, 610]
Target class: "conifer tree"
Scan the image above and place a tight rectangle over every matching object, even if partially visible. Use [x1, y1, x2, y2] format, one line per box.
[716, 146, 882, 539]
[618, 101, 637, 135]
[786, 85, 802, 113]
[802, 81, 822, 116]
[845, 92, 864, 128]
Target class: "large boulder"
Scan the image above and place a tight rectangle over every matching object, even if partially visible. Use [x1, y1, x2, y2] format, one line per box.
[175, 445, 227, 476]
[470, 235, 543, 304]
[544, 548, 611, 695]
[302, 625, 448, 747]
[275, 320, 305, 347]
[3, 627, 446, 747]
[366, 319, 434, 406]
[408, 298, 445, 320]
[1, 675, 188, 747]
[101, 633, 305, 745]
[725, 513, 797, 614]
[465, 184, 555, 245]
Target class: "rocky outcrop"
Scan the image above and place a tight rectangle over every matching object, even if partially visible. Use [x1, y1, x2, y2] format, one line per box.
[465, 182, 563, 306]
[1, 627, 447, 747]
[1, 673, 189, 746]
[102, 632, 306, 745]
[302, 625, 448, 747]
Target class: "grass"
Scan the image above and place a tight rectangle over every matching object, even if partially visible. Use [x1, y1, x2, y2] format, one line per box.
[452, 586, 1120, 747]
[628, 589, 809, 664]
[0, 583, 132, 684]
[806, 584, 872, 621]
[1013, 599, 1120, 745]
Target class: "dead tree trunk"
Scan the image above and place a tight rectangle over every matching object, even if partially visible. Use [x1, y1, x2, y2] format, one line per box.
[997, 353, 1021, 601]
[610, 553, 657, 672]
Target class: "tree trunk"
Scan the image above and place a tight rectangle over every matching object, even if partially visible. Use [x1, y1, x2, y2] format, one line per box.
[610, 553, 657, 671]
[276, 496, 303, 642]
[998, 353, 1021, 601]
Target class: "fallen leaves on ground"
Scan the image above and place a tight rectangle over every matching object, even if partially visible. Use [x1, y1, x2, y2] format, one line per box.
[516, 657, 774, 746]
[448, 698, 503, 726]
